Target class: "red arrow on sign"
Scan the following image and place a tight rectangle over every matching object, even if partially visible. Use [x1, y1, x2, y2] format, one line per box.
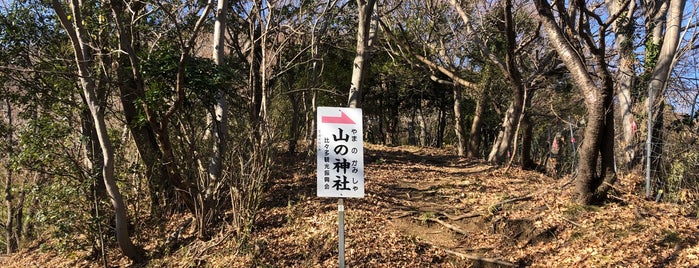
[321, 111, 355, 124]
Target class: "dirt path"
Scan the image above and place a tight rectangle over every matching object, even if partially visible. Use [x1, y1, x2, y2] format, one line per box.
[356, 144, 699, 267]
[365, 145, 548, 266]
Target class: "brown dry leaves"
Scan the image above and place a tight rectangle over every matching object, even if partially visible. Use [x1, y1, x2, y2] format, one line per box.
[3, 144, 698, 267]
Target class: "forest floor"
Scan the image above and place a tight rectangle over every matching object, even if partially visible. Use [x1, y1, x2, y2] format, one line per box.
[2, 144, 699, 267]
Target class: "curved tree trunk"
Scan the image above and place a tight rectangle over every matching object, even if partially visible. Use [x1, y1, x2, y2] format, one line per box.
[487, 89, 523, 164]
[576, 88, 616, 204]
[110, 0, 173, 218]
[535, 0, 617, 204]
[52, 0, 142, 260]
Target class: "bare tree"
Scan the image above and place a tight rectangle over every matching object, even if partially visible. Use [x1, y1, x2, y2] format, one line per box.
[534, 0, 620, 204]
[379, 0, 479, 156]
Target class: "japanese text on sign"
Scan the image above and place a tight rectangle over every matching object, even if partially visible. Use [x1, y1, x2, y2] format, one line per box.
[317, 107, 364, 198]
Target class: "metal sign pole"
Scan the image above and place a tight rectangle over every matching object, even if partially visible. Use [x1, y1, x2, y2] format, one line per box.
[646, 86, 653, 199]
[316, 107, 363, 268]
[338, 198, 345, 268]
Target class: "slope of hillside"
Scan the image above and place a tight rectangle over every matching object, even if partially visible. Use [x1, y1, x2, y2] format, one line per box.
[2, 144, 698, 267]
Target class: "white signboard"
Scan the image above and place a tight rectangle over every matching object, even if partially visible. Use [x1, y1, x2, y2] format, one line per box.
[317, 107, 364, 198]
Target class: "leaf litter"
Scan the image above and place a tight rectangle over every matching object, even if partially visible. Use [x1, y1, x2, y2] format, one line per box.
[2, 144, 698, 267]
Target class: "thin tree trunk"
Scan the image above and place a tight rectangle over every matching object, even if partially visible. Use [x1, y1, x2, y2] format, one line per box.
[110, 0, 171, 217]
[487, 0, 524, 164]
[453, 85, 465, 157]
[437, 104, 446, 148]
[80, 100, 109, 258]
[210, 0, 228, 188]
[488, 102, 513, 161]
[250, 4, 263, 127]
[4, 100, 17, 253]
[408, 109, 417, 145]
[306, 1, 337, 149]
[288, 91, 301, 154]
[594, 92, 619, 198]
[13, 188, 24, 252]
[378, 79, 386, 144]
[418, 102, 428, 146]
[487, 90, 524, 165]
[520, 112, 535, 169]
[52, 0, 142, 260]
[4, 185, 15, 254]
[467, 90, 486, 158]
[309, 90, 317, 150]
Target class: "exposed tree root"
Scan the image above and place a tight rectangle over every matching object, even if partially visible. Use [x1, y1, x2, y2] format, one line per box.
[429, 243, 517, 267]
[389, 210, 417, 219]
[417, 217, 469, 236]
[489, 195, 533, 214]
[439, 211, 482, 221]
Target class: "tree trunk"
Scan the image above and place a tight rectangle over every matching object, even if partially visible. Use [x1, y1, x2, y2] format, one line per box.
[520, 112, 535, 169]
[348, 0, 377, 107]
[4, 100, 17, 254]
[408, 110, 417, 145]
[575, 99, 606, 204]
[467, 90, 486, 158]
[13, 189, 23, 251]
[488, 125, 513, 162]
[487, 0, 524, 164]
[534, 0, 617, 204]
[250, 6, 263, 126]
[288, 91, 302, 154]
[437, 104, 447, 148]
[645, 0, 686, 196]
[488, 102, 515, 162]
[52, 0, 142, 260]
[80, 101, 110, 258]
[453, 85, 465, 157]
[609, 0, 638, 168]
[94, 106, 142, 260]
[4, 186, 15, 254]
[575, 84, 616, 204]
[110, 0, 172, 217]
[418, 102, 428, 146]
[594, 93, 619, 198]
[378, 79, 386, 144]
[114, 73, 168, 216]
[306, 1, 336, 148]
[210, 0, 228, 188]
